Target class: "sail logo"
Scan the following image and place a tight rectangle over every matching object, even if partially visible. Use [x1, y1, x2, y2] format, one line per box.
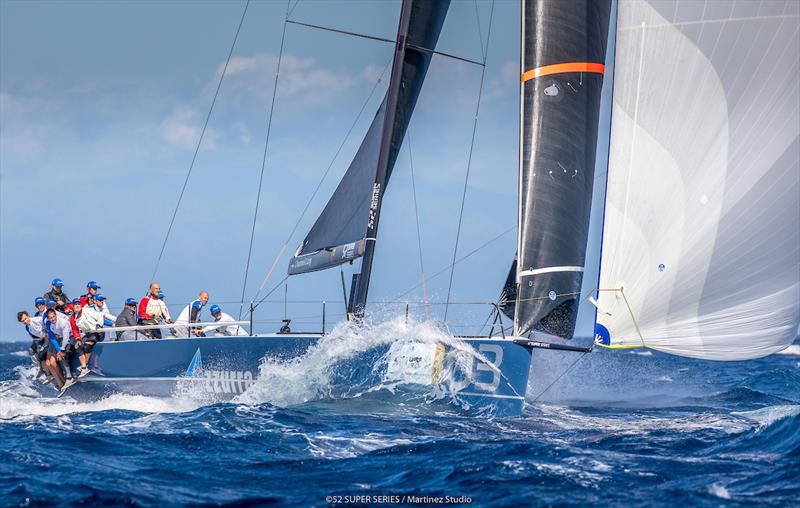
[367, 183, 381, 229]
[292, 257, 312, 268]
[341, 242, 356, 259]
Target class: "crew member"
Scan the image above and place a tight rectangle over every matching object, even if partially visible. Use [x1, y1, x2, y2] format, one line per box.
[175, 290, 209, 337]
[34, 297, 47, 317]
[138, 283, 171, 339]
[81, 280, 101, 300]
[43, 278, 69, 312]
[114, 298, 140, 341]
[203, 305, 247, 337]
[44, 308, 75, 392]
[71, 298, 103, 376]
[17, 310, 51, 383]
[93, 294, 115, 340]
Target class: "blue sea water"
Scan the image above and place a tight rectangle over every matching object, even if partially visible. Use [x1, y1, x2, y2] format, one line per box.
[1, 335, 798, 507]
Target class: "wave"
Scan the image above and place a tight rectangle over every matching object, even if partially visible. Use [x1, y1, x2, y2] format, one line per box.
[0, 365, 207, 422]
[235, 316, 487, 412]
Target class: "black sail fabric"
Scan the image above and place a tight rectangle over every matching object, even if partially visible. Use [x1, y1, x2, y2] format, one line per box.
[515, 0, 611, 338]
[289, 0, 450, 277]
[499, 258, 517, 321]
[288, 98, 387, 275]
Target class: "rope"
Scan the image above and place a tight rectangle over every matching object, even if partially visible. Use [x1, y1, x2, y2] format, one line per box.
[444, 0, 495, 320]
[150, 0, 250, 282]
[247, 59, 391, 306]
[239, 0, 290, 319]
[406, 129, 428, 319]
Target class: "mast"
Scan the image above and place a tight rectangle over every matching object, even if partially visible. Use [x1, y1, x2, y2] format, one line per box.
[349, 0, 415, 319]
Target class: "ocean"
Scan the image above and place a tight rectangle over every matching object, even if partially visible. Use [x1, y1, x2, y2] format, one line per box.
[1, 328, 798, 507]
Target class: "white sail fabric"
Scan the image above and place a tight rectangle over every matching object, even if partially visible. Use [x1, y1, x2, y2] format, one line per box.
[596, 0, 800, 360]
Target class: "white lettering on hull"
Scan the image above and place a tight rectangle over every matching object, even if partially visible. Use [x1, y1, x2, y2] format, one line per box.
[202, 370, 255, 394]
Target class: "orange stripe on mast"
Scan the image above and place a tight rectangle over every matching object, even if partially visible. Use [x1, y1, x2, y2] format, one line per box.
[521, 62, 605, 83]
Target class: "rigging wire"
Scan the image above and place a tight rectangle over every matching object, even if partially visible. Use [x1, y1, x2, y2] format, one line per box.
[247, 59, 392, 307]
[531, 349, 592, 403]
[444, 0, 495, 321]
[392, 224, 514, 302]
[473, 0, 485, 64]
[239, 0, 291, 319]
[406, 129, 428, 319]
[150, 0, 251, 282]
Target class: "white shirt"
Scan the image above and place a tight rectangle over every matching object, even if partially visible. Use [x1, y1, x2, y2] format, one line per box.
[95, 302, 117, 322]
[25, 318, 45, 338]
[202, 312, 247, 336]
[174, 299, 203, 337]
[76, 306, 105, 333]
[46, 313, 73, 349]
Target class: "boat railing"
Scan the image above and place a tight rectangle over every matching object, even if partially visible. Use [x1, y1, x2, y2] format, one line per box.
[93, 300, 511, 339]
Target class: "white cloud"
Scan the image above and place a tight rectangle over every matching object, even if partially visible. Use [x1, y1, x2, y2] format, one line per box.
[211, 53, 372, 107]
[0, 92, 61, 164]
[157, 105, 216, 150]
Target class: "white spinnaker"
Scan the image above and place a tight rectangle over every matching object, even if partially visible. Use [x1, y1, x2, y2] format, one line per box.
[597, 0, 800, 360]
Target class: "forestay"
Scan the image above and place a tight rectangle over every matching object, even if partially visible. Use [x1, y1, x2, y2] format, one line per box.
[596, 0, 800, 360]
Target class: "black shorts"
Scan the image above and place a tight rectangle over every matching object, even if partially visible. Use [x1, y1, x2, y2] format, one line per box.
[76, 339, 96, 355]
[35, 344, 48, 362]
[45, 340, 59, 356]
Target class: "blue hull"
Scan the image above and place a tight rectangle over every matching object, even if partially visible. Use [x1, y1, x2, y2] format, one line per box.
[59, 335, 532, 416]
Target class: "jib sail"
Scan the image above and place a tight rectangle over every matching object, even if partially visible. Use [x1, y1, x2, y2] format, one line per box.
[595, 0, 800, 360]
[514, 0, 612, 338]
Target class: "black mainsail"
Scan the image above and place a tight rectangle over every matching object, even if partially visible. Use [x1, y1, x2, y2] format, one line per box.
[514, 0, 611, 338]
[288, 0, 450, 317]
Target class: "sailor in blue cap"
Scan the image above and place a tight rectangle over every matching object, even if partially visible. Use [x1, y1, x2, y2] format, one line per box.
[34, 297, 47, 317]
[203, 304, 247, 337]
[43, 278, 70, 312]
[175, 291, 209, 337]
[114, 298, 141, 341]
[81, 280, 102, 301]
[93, 294, 116, 323]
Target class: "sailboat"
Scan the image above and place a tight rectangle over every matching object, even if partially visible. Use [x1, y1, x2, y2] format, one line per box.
[45, 0, 798, 416]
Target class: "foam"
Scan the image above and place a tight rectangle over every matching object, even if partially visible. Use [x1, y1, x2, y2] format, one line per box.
[776, 344, 800, 356]
[732, 404, 800, 429]
[0, 366, 206, 422]
[236, 316, 485, 409]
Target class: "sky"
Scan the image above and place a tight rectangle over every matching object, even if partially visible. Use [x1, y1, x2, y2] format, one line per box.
[0, 0, 531, 341]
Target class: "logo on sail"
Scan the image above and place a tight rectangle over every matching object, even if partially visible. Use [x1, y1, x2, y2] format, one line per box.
[186, 348, 204, 378]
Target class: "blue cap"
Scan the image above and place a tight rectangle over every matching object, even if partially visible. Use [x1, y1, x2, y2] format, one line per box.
[51, 278, 63, 287]
[125, 298, 137, 306]
[210, 304, 221, 315]
[94, 294, 106, 301]
[45, 299, 56, 307]
[72, 298, 82, 305]
[35, 297, 45, 305]
[158, 292, 165, 300]
[86, 280, 101, 289]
